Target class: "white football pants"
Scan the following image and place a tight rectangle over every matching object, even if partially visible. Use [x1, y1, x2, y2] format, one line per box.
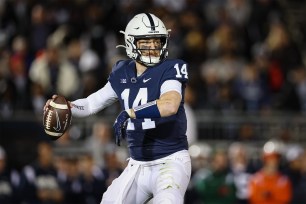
[101, 150, 191, 204]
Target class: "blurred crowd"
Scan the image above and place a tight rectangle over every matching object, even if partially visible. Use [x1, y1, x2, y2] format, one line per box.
[1, 123, 306, 203]
[0, 0, 306, 118]
[186, 139, 306, 204]
[0, 119, 127, 204]
[1, 0, 306, 203]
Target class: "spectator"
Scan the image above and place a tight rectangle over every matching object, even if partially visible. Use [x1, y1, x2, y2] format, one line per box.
[290, 66, 306, 113]
[0, 65, 15, 118]
[0, 145, 20, 204]
[185, 143, 212, 203]
[294, 149, 306, 204]
[101, 145, 123, 188]
[247, 0, 282, 44]
[58, 156, 84, 204]
[283, 145, 306, 204]
[195, 148, 237, 204]
[248, 140, 292, 204]
[234, 63, 270, 112]
[18, 141, 64, 204]
[264, 21, 302, 78]
[199, 23, 246, 110]
[84, 119, 113, 167]
[28, 4, 53, 55]
[228, 142, 254, 204]
[79, 153, 106, 204]
[28, 33, 80, 114]
[225, 0, 251, 27]
[9, 35, 32, 111]
[66, 35, 105, 98]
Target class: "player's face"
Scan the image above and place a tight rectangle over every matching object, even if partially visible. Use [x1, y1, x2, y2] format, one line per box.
[136, 38, 161, 57]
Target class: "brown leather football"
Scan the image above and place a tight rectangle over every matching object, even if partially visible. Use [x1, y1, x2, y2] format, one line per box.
[43, 95, 72, 140]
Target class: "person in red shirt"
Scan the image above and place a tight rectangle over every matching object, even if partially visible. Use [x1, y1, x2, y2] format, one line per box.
[248, 140, 292, 204]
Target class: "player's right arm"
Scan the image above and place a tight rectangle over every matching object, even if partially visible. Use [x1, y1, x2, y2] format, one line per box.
[44, 81, 118, 117]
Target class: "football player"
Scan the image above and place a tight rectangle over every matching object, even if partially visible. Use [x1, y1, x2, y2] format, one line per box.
[45, 13, 191, 204]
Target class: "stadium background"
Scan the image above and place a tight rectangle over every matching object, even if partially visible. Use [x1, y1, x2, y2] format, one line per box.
[1, 0, 306, 203]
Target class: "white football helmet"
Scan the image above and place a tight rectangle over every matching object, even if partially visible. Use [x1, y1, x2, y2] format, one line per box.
[117, 13, 170, 67]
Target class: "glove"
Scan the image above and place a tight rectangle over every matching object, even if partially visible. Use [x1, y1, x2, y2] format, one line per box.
[113, 110, 130, 146]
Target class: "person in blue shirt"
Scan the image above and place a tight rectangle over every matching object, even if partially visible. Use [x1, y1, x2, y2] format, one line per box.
[0, 146, 20, 204]
[45, 13, 191, 204]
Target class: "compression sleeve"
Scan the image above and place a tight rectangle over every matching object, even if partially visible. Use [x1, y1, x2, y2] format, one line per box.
[71, 82, 118, 117]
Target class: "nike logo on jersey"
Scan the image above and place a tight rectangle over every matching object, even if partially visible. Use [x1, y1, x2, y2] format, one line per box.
[143, 78, 151, 83]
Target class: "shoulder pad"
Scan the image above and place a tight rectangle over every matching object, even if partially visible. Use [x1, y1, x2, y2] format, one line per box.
[111, 60, 128, 72]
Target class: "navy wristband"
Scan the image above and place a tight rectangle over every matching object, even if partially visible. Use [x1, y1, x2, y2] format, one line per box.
[133, 100, 161, 119]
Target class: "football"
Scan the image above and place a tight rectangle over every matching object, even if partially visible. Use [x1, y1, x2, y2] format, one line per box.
[43, 95, 72, 140]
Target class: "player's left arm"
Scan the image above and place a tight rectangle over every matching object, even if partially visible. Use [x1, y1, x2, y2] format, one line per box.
[156, 90, 181, 117]
[127, 79, 183, 119]
[127, 60, 188, 119]
[128, 91, 181, 118]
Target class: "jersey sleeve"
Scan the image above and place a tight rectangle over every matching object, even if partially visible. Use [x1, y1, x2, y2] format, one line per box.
[160, 80, 182, 96]
[71, 82, 118, 117]
[161, 60, 189, 84]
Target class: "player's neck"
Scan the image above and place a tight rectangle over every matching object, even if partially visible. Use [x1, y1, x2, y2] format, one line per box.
[135, 62, 147, 76]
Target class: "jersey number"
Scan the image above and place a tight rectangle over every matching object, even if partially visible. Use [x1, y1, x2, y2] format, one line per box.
[121, 88, 156, 130]
[174, 63, 188, 79]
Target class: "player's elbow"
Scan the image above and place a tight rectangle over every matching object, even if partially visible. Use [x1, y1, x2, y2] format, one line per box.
[163, 103, 179, 116]
[158, 92, 181, 116]
[170, 105, 179, 115]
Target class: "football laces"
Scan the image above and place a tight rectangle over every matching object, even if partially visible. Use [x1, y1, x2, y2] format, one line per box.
[45, 110, 53, 130]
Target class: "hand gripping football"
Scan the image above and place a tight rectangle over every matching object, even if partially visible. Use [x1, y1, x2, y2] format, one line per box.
[43, 95, 72, 140]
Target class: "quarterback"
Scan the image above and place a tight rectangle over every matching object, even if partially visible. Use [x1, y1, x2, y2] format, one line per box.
[45, 13, 191, 204]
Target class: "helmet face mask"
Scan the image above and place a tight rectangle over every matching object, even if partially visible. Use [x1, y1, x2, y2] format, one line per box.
[117, 13, 170, 67]
[135, 37, 165, 66]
